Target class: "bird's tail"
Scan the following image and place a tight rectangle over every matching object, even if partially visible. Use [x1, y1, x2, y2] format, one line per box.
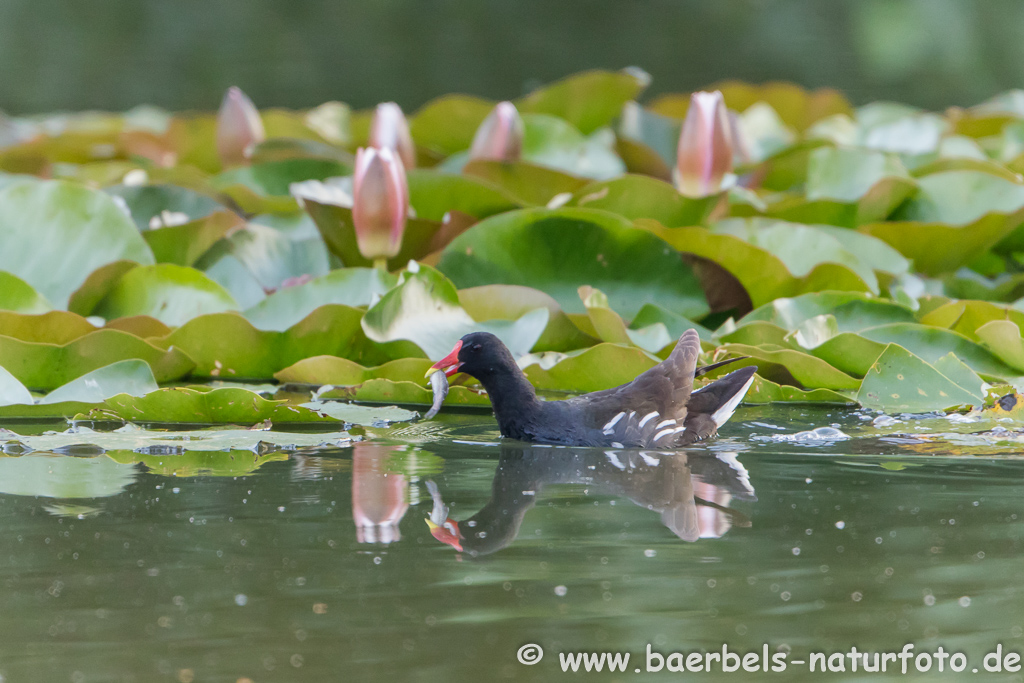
[687, 365, 758, 429]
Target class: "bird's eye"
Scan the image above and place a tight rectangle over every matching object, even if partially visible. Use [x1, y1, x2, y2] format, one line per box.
[473, 344, 482, 350]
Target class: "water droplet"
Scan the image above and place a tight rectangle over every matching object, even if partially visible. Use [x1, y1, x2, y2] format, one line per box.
[644, 549, 656, 558]
[235, 594, 248, 606]
[554, 585, 567, 597]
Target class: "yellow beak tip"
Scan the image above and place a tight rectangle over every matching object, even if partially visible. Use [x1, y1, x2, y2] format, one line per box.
[425, 518, 439, 530]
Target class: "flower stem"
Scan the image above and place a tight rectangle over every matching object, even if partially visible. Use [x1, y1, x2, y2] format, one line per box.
[373, 258, 389, 272]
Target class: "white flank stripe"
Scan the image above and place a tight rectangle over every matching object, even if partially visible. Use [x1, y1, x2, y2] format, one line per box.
[656, 419, 675, 429]
[712, 375, 756, 428]
[653, 428, 675, 442]
[638, 411, 659, 429]
[602, 411, 626, 435]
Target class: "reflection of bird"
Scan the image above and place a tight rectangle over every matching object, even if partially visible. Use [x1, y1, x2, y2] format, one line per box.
[428, 330, 756, 447]
[425, 444, 755, 555]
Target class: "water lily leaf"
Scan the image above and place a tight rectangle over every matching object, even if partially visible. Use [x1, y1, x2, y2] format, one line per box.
[617, 101, 680, 169]
[896, 170, 1024, 226]
[197, 222, 330, 293]
[317, 379, 490, 408]
[39, 359, 158, 405]
[857, 344, 983, 411]
[105, 183, 224, 231]
[740, 292, 917, 332]
[92, 263, 238, 326]
[141, 210, 243, 267]
[521, 344, 659, 393]
[856, 322, 1024, 382]
[302, 199, 446, 270]
[975, 320, 1024, 373]
[274, 356, 431, 385]
[160, 306, 409, 379]
[0, 272, 51, 314]
[918, 300, 1024, 341]
[630, 304, 714, 343]
[211, 158, 349, 198]
[105, 315, 172, 339]
[812, 225, 910, 276]
[807, 333, 886, 377]
[717, 321, 794, 348]
[457, 284, 596, 352]
[244, 268, 397, 331]
[0, 329, 195, 391]
[720, 343, 861, 390]
[410, 95, 494, 156]
[743, 374, 853, 404]
[407, 169, 520, 221]
[517, 68, 649, 135]
[165, 114, 220, 173]
[578, 286, 671, 353]
[0, 365, 33, 406]
[462, 160, 590, 206]
[299, 400, 418, 425]
[614, 136, 673, 181]
[95, 387, 339, 424]
[361, 263, 548, 360]
[520, 114, 626, 180]
[855, 106, 948, 155]
[0, 179, 154, 308]
[67, 261, 140, 317]
[567, 175, 718, 226]
[439, 207, 709, 319]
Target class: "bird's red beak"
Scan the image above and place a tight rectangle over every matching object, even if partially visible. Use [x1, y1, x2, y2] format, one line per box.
[425, 518, 463, 551]
[427, 340, 463, 378]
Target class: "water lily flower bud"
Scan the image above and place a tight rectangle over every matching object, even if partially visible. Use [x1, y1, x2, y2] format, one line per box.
[675, 90, 734, 196]
[216, 86, 265, 166]
[352, 146, 409, 262]
[469, 101, 524, 162]
[369, 102, 416, 169]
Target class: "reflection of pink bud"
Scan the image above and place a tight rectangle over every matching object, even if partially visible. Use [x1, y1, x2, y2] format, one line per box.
[369, 102, 416, 170]
[352, 146, 408, 261]
[469, 101, 524, 162]
[694, 481, 732, 539]
[675, 91, 733, 197]
[216, 86, 266, 166]
[352, 443, 408, 544]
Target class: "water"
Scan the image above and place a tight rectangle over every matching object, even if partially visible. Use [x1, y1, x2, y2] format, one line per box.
[1, 406, 1023, 682]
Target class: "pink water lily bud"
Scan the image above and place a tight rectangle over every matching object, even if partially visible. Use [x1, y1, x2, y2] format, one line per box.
[469, 101, 524, 162]
[352, 146, 409, 261]
[369, 102, 416, 169]
[216, 86, 266, 166]
[675, 90, 734, 196]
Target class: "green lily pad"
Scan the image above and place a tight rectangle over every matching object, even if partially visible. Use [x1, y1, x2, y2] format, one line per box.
[520, 114, 626, 180]
[211, 158, 349, 197]
[298, 400, 418, 425]
[579, 286, 672, 353]
[743, 374, 853, 404]
[92, 263, 238, 326]
[196, 222, 330, 294]
[975, 320, 1024, 373]
[616, 101, 680, 169]
[95, 387, 340, 424]
[720, 343, 860, 390]
[0, 329, 195, 391]
[40, 359, 158, 405]
[517, 68, 649, 135]
[159, 306, 411, 380]
[105, 183, 224, 231]
[857, 344, 984, 411]
[807, 332, 887, 377]
[439, 207, 709, 319]
[67, 260, 140, 317]
[0, 365, 34, 406]
[244, 267, 397, 331]
[740, 292, 917, 332]
[567, 175, 718, 226]
[410, 95, 494, 156]
[0, 179, 154, 308]
[461, 160, 590, 207]
[0, 272, 51, 314]
[630, 304, 714, 343]
[361, 263, 548, 360]
[457, 284, 596, 352]
[274, 356, 432, 385]
[521, 344, 659, 394]
[142, 210, 244, 267]
[918, 300, 1024, 341]
[316, 379, 491, 408]
[407, 169, 520, 221]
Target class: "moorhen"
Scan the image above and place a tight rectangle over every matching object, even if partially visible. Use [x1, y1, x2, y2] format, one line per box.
[427, 329, 757, 448]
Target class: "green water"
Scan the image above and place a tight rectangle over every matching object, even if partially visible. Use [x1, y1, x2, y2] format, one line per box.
[1, 406, 1023, 682]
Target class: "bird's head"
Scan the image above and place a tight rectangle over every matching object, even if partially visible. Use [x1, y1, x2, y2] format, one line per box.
[426, 332, 513, 382]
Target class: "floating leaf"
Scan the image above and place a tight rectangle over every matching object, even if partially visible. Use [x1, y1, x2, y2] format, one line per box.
[517, 68, 649, 135]
[462, 160, 590, 206]
[361, 263, 548, 360]
[456, 284, 596, 352]
[0, 179, 154, 308]
[857, 344, 983, 411]
[743, 374, 853, 404]
[95, 387, 339, 424]
[196, 222, 330, 293]
[578, 286, 671, 353]
[142, 211, 244, 267]
[520, 114, 625, 179]
[106, 183, 224, 231]
[0, 272, 51, 314]
[92, 263, 238, 326]
[568, 175, 718, 226]
[740, 292, 917, 332]
[39, 359, 158, 405]
[521, 344, 659, 394]
[0, 365, 33, 406]
[918, 300, 1024, 341]
[720, 343, 860, 390]
[244, 268, 397, 331]
[975, 320, 1024, 373]
[410, 95, 494, 156]
[316, 379, 490, 408]
[211, 158, 349, 198]
[439, 207, 709, 319]
[407, 169, 520, 221]
[274, 356, 431, 385]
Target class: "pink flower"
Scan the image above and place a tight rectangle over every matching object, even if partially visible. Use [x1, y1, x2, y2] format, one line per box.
[369, 102, 416, 169]
[352, 146, 409, 261]
[216, 86, 266, 166]
[675, 91, 734, 196]
[469, 101, 524, 162]
[352, 443, 409, 544]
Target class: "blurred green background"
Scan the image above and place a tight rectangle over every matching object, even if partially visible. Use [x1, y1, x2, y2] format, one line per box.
[2, 0, 1022, 115]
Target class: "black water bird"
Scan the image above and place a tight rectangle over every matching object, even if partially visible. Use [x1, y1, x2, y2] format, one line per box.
[427, 329, 757, 448]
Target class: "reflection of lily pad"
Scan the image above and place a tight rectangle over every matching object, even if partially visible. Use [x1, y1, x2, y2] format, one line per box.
[0, 454, 137, 499]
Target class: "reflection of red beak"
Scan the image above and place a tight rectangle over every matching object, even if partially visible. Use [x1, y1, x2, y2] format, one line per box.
[427, 340, 463, 378]
[425, 518, 464, 551]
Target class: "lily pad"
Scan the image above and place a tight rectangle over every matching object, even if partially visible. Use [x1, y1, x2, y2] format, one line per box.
[316, 379, 490, 408]
[274, 356, 432, 385]
[461, 160, 590, 206]
[407, 169, 520, 221]
[95, 387, 340, 424]
[40, 359, 158, 405]
[521, 344, 659, 394]
[361, 263, 548, 360]
[975, 320, 1024, 373]
[739, 292, 917, 332]
[517, 68, 649, 135]
[105, 183, 224, 231]
[0, 365, 34, 406]
[142, 210, 244, 267]
[457, 284, 597, 353]
[520, 114, 626, 180]
[567, 175, 718, 226]
[0, 272, 51, 314]
[92, 263, 239, 326]
[410, 95, 494, 156]
[0, 179, 154, 308]
[857, 344, 984, 411]
[743, 374, 853, 404]
[720, 343, 861, 391]
[211, 158, 349, 198]
[439, 207, 710, 319]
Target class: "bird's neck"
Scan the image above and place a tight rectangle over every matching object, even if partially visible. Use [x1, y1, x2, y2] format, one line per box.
[477, 365, 541, 439]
